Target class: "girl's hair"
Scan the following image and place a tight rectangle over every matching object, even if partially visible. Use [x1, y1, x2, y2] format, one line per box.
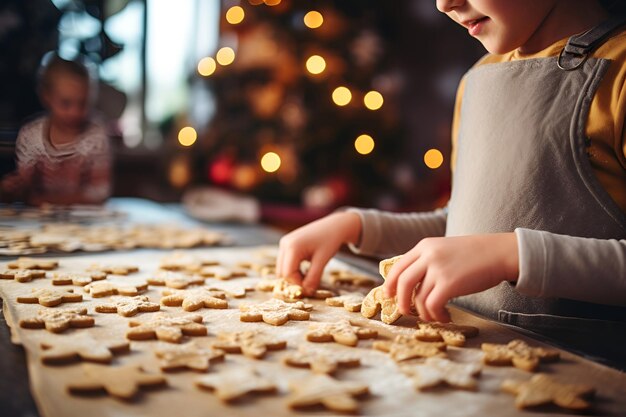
[37, 52, 91, 95]
[600, 0, 626, 15]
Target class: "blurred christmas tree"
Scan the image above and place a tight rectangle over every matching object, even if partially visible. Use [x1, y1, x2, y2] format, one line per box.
[184, 0, 405, 210]
[172, 0, 484, 215]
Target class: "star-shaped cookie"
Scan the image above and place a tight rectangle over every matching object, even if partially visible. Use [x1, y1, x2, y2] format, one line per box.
[283, 346, 360, 374]
[39, 334, 129, 364]
[17, 288, 82, 307]
[481, 339, 560, 371]
[502, 373, 594, 410]
[127, 313, 207, 343]
[399, 357, 482, 390]
[147, 271, 205, 289]
[84, 281, 149, 298]
[67, 364, 166, 400]
[197, 266, 248, 280]
[154, 342, 225, 372]
[195, 367, 277, 402]
[87, 263, 139, 275]
[325, 293, 365, 312]
[239, 299, 313, 326]
[287, 374, 369, 413]
[373, 335, 446, 362]
[204, 279, 254, 298]
[326, 269, 378, 287]
[19, 307, 94, 333]
[414, 321, 479, 347]
[160, 288, 228, 311]
[0, 268, 46, 283]
[307, 319, 377, 347]
[49, 271, 108, 286]
[212, 330, 287, 359]
[8, 257, 59, 270]
[95, 295, 161, 317]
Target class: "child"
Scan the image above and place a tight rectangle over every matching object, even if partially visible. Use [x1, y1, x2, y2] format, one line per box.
[277, 0, 626, 365]
[1, 53, 111, 205]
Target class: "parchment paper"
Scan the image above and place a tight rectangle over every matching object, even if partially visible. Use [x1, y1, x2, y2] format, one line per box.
[1, 247, 625, 417]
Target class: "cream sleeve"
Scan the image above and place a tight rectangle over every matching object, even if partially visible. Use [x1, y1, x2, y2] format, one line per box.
[515, 228, 626, 307]
[345, 207, 447, 258]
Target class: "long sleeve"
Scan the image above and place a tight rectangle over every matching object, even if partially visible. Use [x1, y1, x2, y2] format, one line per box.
[345, 207, 447, 258]
[515, 228, 626, 307]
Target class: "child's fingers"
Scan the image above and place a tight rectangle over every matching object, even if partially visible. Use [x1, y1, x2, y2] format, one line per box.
[280, 249, 305, 286]
[383, 252, 419, 298]
[396, 261, 426, 315]
[275, 247, 284, 277]
[301, 251, 329, 296]
[424, 286, 451, 323]
[414, 277, 435, 321]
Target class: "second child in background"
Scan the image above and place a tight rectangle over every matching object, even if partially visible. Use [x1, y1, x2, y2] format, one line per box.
[1, 53, 111, 205]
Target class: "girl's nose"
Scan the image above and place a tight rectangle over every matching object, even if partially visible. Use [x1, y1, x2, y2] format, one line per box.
[436, 0, 465, 13]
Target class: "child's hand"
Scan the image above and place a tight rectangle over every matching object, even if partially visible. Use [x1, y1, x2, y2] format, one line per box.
[383, 233, 519, 322]
[1, 173, 23, 194]
[277, 211, 362, 295]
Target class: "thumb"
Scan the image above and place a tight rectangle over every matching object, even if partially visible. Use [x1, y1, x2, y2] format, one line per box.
[301, 250, 332, 295]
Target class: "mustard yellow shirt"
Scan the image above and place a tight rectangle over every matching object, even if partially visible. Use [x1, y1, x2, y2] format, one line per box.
[452, 28, 626, 213]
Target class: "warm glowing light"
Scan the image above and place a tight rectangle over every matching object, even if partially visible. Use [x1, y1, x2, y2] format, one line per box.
[225, 6, 245, 24]
[424, 149, 444, 169]
[261, 152, 281, 173]
[306, 55, 326, 75]
[232, 165, 257, 190]
[169, 157, 191, 188]
[178, 126, 197, 147]
[364, 91, 384, 110]
[304, 11, 323, 28]
[354, 134, 375, 155]
[264, 0, 281, 5]
[216, 47, 235, 66]
[197, 57, 216, 76]
[332, 86, 352, 106]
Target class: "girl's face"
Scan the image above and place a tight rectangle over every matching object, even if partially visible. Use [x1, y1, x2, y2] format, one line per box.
[436, 0, 559, 54]
[43, 74, 89, 130]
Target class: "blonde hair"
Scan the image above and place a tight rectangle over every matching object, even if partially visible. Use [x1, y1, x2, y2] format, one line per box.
[37, 52, 91, 95]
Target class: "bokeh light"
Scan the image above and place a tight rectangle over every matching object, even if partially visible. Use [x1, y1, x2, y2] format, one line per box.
[225, 6, 245, 24]
[332, 86, 352, 106]
[178, 126, 197, 146]
[424, 149, 444, 169]
[303, 11, 323, 28]
[216, 47, 235, 66]
[306, 55, 326, 75]
[169, 156, 192, 188]
[261, 152, 282, 172]
[354, 134, 375, 155]
[197, 57, 216, 76]
[364, 91, 384, 110]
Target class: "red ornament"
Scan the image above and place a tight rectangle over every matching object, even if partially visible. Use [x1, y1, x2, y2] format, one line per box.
[208, 155, 235, 185]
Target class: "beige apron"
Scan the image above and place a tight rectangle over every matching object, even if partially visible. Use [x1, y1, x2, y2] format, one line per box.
[447, 18, 626, 367]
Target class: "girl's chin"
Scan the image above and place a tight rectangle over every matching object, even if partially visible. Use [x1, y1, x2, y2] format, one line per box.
[479, 39, 517, 55]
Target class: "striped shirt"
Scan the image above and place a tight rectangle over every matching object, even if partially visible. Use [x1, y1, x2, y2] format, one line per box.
[15, 115, 111, 204]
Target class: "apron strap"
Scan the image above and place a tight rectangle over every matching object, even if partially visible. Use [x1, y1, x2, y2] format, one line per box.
[558, 14, 626, 70]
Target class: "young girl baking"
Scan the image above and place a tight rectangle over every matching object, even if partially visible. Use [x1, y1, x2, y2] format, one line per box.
[2, 53, 111, 205]
[277, 0, 626, 365]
